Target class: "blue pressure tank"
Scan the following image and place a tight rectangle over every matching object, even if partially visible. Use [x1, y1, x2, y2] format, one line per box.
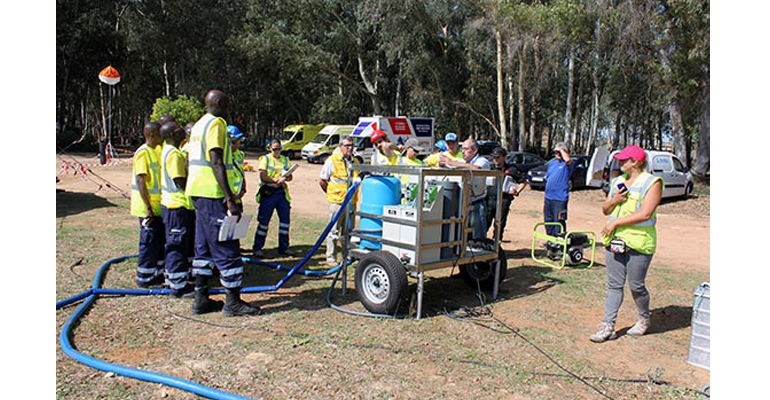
[359, 176, 401, 250]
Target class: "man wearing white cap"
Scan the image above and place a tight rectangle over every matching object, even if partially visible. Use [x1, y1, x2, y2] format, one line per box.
[438, 132, 463, 166]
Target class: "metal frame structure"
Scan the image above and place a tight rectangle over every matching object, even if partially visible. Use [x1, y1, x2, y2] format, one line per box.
[530, 222, 597, 269]
[337, 164, 505, 319]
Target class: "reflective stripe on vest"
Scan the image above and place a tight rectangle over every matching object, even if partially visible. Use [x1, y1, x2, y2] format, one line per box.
[608, 173, 658, 227]
[257, 154, 291, 202]
[161, 144, 192, 209]
[131, 145, 161, 194]
[327, 151, 358, 204]
[186, 114, 239, 199]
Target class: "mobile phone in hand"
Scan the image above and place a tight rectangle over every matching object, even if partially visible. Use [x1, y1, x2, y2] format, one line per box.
[617, 183, 628, 193]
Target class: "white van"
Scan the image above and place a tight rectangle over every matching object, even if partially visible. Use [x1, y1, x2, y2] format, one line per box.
[301, 125, 355, 163]
[349, 116, 435, 163]
[595, 148, 694, 198]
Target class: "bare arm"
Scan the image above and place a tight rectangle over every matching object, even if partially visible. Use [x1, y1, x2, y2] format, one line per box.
[209, 148, 241, 218]
[601, 181, 662, 237]
[319, 179, 329, 193]
[136, 174, 154, 219]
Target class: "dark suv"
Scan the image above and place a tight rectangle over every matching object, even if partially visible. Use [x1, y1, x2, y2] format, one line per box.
[505, 152, 546, 174]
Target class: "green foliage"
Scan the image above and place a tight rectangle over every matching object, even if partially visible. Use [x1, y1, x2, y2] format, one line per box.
[150, 95, 205, 127]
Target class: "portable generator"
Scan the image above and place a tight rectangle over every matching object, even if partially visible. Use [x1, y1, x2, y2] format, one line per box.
[531, 222, 596, 269]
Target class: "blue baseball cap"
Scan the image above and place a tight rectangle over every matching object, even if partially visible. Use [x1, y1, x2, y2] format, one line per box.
[435, 140, 448, 151]
[445, 132, 458, 142]
[227, 125, 244, 140]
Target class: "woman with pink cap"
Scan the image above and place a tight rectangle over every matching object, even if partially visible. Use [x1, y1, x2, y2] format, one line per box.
[590, 145, 664, 343]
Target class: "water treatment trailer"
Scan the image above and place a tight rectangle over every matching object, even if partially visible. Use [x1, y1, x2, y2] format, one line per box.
[335, 164, 507, 319]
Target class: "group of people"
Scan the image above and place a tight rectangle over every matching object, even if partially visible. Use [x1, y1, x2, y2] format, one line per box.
[131, 91, 663, 340]
[130, 90, 260, 317]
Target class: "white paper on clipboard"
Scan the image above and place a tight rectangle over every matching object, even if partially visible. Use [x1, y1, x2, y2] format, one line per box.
[502, 175, 515, 193]
[282, 163, 298, 178]
[218, 215, 253, 241]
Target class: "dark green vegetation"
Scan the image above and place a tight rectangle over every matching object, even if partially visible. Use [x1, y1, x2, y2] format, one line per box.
[57, 0, 709, 177]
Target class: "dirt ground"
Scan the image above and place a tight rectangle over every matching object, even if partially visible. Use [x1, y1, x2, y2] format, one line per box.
[56, 150, 710, 399]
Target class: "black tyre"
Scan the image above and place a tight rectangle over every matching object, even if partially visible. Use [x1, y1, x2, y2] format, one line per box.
[459, 243, 508, 290]
[319, 154, 329, 164]
[684, 182, 694, 198]
[568, 248, 583, 264]
[355, 251, 408, 314]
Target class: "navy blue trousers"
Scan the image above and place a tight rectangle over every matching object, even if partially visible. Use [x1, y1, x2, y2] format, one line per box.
[136, 216, 165, 286]
[253, 188, 291, 253]
[544, 198, 568, 236]
[191, 197, 244, 289]
[161, 206, 192, 294]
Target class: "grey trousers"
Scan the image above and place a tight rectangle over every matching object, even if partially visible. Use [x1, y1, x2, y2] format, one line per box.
[602, 249, 653, 325]
[326, 203, 347, 261]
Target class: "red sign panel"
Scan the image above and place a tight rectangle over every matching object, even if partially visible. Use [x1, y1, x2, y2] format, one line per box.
[388, 118, 412, 135]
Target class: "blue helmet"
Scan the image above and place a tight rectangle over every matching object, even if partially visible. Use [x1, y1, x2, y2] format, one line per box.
[435, 140, 448, 152]
[227, 125, 244, 140]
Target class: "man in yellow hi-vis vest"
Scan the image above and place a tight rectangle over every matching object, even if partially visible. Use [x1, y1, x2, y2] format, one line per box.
[131, 121, 165, 288]
[319, 137, 358, 265]
[252, 139, 294, 258]
[185, 90, 259, 317]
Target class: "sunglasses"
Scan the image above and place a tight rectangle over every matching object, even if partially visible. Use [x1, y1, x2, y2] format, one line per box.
[272, 147, 282, 151]
[341, 144, 353, 148]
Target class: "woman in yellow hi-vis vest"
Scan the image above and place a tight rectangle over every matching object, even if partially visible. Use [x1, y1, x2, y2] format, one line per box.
[252, 139, 294, 258]
[130, 121, 165, 288]
[590, 145, 663, 343]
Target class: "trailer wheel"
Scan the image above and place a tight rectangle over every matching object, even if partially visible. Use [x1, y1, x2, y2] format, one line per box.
[355, 251, 408, 314]
[459, 244, 508, 290]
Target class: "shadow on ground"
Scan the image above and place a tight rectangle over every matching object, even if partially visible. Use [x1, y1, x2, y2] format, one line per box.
[615, 305, 693, 337]
[57, 190, 118, 219]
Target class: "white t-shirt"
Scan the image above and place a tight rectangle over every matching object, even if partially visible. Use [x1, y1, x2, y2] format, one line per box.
[469, 154, 490, 202]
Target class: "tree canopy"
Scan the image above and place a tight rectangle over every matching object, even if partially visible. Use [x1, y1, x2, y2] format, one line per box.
[56, 0, 709, 175]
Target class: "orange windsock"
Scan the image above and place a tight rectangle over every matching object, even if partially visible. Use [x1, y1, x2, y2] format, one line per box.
[98, 65, 121, 85]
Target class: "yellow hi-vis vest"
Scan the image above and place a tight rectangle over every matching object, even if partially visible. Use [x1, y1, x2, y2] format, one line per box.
[327, 151, 359, 204]
[256, 154, 291, 202]
[232, 149, 245, 195]
[602, 171, 664, 254]
[443, 149, 463, 161]
[130, 144, 162, 217]
[161, 144, 193, 210]
[185, 114, 240, 199]
[371, 148, 401, 166]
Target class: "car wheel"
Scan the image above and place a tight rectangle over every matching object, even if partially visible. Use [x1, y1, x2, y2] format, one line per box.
[319, 154, 329, 164]
[459, 241, 507, 290]
[684, 182, 694, 198]
[355, 251, 408, 315]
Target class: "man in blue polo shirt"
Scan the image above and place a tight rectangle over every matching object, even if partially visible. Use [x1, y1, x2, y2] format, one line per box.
[543, 142, 573, 237]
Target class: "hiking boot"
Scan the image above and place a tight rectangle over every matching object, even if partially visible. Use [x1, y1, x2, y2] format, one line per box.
[589, 322, 617, 343]
[326, 257, 337, 266]
[191, 288, 223, 314]
[627, 318, 650, 337]
[222, 289, 261, 317]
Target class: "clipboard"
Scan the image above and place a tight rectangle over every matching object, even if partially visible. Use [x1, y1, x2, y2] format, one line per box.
[218, 215, 253, 241]
[282, 163, 298, 178]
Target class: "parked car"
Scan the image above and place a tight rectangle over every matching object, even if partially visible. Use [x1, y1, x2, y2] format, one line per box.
[600, 149, 694, 199]
[479, 140, 501, 161]
[505, 152, 546, 174]
[527, 155, 590, 190]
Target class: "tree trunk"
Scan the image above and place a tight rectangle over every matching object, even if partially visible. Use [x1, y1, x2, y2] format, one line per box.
[517, 40, 527, 152]
[357, 50, 383, 115]
[564, 49, 575, 147]
[587, 75, 600, 155]
[508, 73, 515, 149]
[692, 83, 710, 180]
[573, 76, 584, 153]
[496, 30, 508, 148]
[612, 111, 622, 149]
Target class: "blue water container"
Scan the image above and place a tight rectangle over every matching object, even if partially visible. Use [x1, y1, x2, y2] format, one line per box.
[359, 176, 401, 250]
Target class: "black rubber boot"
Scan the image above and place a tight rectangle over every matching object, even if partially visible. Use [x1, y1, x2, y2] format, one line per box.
[191, 276, 223, 314]
[222, 288, 260, 317]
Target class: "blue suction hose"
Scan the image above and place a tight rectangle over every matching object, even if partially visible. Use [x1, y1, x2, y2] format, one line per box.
[57, 181, 360, 400]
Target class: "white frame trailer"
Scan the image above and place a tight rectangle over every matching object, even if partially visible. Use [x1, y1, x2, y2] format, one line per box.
[338, 164, 506, 319]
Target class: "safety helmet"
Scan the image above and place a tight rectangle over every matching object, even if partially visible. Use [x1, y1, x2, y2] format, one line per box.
[435, 140, 448, 152]
[370, 129, 387, 145]
[227, 125, 244, 140]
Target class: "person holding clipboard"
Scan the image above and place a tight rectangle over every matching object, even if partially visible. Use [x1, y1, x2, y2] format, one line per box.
[252, 139, 296, 257]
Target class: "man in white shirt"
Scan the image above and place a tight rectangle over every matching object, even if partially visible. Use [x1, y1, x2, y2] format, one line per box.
[440, 138, 490, 240]
[319, 137, 357, 265]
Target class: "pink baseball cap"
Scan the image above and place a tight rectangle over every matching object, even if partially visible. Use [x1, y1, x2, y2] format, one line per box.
[613, 145, 646, 162]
